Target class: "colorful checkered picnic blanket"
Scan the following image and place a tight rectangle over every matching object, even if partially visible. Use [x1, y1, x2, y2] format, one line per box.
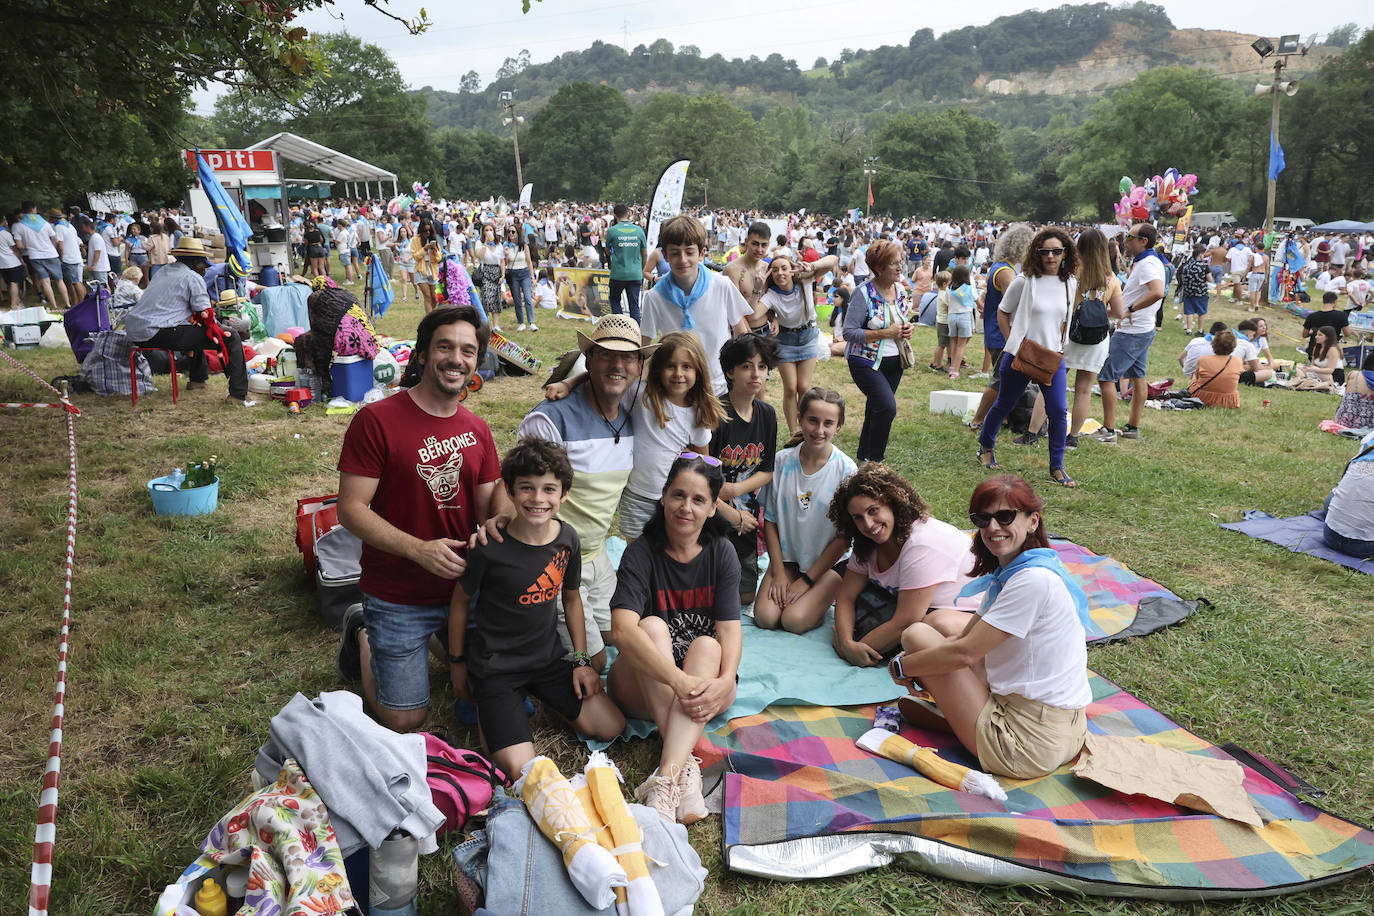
[1051, 538, 1194, 642]
[698, 673, 1374, 897]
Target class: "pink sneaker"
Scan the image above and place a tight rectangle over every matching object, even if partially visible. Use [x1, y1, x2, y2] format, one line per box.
[675, 756, 708, 825]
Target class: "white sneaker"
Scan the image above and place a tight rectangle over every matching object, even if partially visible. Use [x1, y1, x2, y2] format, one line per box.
[529, 323, 539, 332]
[635, 768, 682, 823]
[517, 323, 527, 331]
[675, 756, 708, 825]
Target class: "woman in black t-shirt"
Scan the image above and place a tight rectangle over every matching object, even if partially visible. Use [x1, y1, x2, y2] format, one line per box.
[303, 219, 328, 278]
[608, 454, 741, 826]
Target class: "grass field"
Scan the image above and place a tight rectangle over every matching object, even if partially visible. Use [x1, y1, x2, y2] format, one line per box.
[0, 277, 1370, 914]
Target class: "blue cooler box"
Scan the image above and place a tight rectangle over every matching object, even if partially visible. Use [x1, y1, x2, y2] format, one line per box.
[331, 356, 375, 401]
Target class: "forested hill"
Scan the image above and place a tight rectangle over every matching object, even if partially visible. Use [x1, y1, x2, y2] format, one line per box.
[417, 2, 1331, 133]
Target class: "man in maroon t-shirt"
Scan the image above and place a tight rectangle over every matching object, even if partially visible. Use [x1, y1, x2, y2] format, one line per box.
[336, 306, 500, 731]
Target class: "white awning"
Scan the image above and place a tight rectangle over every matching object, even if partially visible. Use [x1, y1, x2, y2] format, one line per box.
[245, 132, 397, 196]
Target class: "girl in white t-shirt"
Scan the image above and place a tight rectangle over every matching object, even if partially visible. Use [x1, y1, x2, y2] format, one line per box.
[889, 473, 1091, 780]
[616, 331, 726, 540]
[754, 388, 857, 634]
[828, 463, 977, 668]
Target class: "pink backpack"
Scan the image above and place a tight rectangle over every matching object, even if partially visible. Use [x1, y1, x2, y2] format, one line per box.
[422, 732, 509, 836]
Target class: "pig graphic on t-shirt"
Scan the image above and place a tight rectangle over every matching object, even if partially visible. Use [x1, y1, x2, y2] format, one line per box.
[417, 449, 464, 502]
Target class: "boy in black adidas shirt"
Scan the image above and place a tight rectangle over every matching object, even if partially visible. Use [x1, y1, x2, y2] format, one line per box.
[449, 440, 625, 774]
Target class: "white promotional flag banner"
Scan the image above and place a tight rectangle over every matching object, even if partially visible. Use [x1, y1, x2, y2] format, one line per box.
[646, 160, 690, 251]
[519, 183, 533, 209]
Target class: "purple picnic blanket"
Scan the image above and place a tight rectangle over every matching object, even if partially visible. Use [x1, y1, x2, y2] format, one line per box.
[1220, 510, 1374, 575]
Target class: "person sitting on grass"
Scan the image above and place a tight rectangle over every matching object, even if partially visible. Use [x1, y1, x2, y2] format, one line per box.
[888, 473, 1091, 780]
[447, 439, 626, 777]
[1323, 430, 1374, 559]
[753, 388, 857, 634]
[608, 454, 742, 825]
[828, 463, 977, 668]
[1188, 329, 1243, 408]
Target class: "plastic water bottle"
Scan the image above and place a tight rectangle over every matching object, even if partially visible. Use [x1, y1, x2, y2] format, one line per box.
[369, 830, 418, 915]
[168, 467, 186, 489]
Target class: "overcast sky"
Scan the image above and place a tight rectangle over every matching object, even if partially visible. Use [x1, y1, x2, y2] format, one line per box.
[194, 1, 1361, 113]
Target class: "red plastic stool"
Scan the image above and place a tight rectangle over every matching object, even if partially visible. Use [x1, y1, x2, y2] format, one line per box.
[130, 348, 178, 407]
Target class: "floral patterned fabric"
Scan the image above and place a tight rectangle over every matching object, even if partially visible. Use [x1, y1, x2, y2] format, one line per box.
[183, 758, 356, 916]
[333, 305, 379, 360]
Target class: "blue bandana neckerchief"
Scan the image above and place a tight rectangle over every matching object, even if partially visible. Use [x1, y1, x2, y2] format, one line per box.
[956, 546, 1092, 632]
[661, 265, 710, 330]
[19, 213, 46, 232]
[1133, 247, 1170, 270]
[951, 283, 977, 311]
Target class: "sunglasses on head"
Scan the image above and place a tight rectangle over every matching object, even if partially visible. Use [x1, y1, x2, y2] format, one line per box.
[1038, 247, 1065, 257]
[679, 451, 722, 467]
[969, 509, 1021, 528]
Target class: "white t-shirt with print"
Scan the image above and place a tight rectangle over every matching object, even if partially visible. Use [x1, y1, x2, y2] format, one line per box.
[979, 566, 1092, 709]
[762, 445, 857, 569]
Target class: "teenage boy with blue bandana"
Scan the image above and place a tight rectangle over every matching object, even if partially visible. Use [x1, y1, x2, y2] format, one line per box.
[639, 215, 752, 396]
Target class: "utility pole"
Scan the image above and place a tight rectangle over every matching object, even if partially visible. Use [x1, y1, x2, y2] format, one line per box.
[1250, 33, 1313, 234]
[1263, 57, 1285, 235]
[499, 91, 524, 198]
[704, 177, 709, 208]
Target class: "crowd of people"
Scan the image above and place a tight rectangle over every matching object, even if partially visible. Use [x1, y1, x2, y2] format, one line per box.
[5, 192, 1371, 824]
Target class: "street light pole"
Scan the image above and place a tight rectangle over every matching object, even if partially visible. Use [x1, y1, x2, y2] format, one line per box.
[1263, 57, 1284, 236]
[499, 91, 524, 198]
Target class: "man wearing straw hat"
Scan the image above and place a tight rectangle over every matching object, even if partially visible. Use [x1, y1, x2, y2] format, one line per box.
[485, 314, 657, 670]
[123, 236, 252, 406]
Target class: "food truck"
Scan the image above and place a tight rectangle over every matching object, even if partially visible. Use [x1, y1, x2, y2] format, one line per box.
[184, 149, 294, 279]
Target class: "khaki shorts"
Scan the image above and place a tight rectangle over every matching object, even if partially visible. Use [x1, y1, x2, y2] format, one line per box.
[975, 692, 1086, 779]
[556, 543, 616, 658]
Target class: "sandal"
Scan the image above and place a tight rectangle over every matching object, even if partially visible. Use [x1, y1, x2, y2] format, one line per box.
[927, 363, 944, 372]
[977, 447, 1001, 470]
[965, 419, 982, 431]
[1049, 468, 1078, 488]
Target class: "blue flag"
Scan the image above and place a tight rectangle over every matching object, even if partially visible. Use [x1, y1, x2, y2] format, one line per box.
[195, 150, 253, 277]
[1268, 131, 1286, 181]
[368, 253, 393, 319]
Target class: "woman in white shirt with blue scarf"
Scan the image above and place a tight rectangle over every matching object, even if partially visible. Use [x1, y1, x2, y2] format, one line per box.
[889, 473, 1091, 779]
[841, 239, 912, 462]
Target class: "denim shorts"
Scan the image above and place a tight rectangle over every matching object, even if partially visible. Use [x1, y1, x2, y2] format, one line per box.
[1247, 271, 1265, 294]
[946, 311, 973, 338]
[1182, 295, 1209, 315]
[62, 261, 83, 284]
[775, 323, 819, 362]
[338, 248, 353, 264]
[362, 593, 450, 711]
[1097, 329, 1155, 383]
[30, 256, 62, 282]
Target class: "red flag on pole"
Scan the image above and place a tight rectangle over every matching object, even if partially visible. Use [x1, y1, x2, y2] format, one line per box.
[867, 179, 874, 209]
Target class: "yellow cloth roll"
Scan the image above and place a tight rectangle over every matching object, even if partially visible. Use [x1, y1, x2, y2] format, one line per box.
[517, 756, 627, 909]
[856, 728, 1007, 801]
[585, 751, 665, 916]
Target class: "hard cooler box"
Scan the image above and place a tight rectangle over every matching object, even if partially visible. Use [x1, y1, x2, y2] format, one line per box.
[331, 356, 374, 401]
[929, 389, 982, 416]
[295, 495, 361, 631]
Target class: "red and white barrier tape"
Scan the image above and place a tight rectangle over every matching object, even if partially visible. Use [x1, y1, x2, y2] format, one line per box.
[24, 394, 79, 916]
[0, 350, 80, 415]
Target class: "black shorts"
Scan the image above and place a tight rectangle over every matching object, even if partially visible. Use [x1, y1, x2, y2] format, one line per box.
[307, 245, 327, 259]
[1, 264, 24, 285]
[472, 659, 582, 752]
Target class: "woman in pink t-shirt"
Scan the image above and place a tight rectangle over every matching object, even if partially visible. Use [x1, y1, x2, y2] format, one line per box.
[827, 463, 977, 667]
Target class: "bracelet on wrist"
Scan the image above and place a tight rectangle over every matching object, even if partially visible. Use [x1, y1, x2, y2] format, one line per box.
[798, 571, 815, 587]
[447, 653, 466, 665]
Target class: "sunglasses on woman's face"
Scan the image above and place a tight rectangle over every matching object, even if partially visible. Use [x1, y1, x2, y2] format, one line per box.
[969, 509, 1021, 528]
[1038, 247, 1065, 257]
[679, 451, 722, 467]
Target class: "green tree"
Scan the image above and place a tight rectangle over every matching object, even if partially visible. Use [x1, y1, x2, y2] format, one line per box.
[869, 109, 1010, 216]
[436, 128, 517, 199]
[792, 120, 865, 214]
[522, 82, 632, 200]
[1058, 67, 1245, 218]
[604, 94, 765, 207]
[214, 33, 439, 192]
[1279, 30, 1374, 219]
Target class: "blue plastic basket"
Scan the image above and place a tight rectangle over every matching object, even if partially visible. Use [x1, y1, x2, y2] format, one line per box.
[148, 475, 219, 517]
